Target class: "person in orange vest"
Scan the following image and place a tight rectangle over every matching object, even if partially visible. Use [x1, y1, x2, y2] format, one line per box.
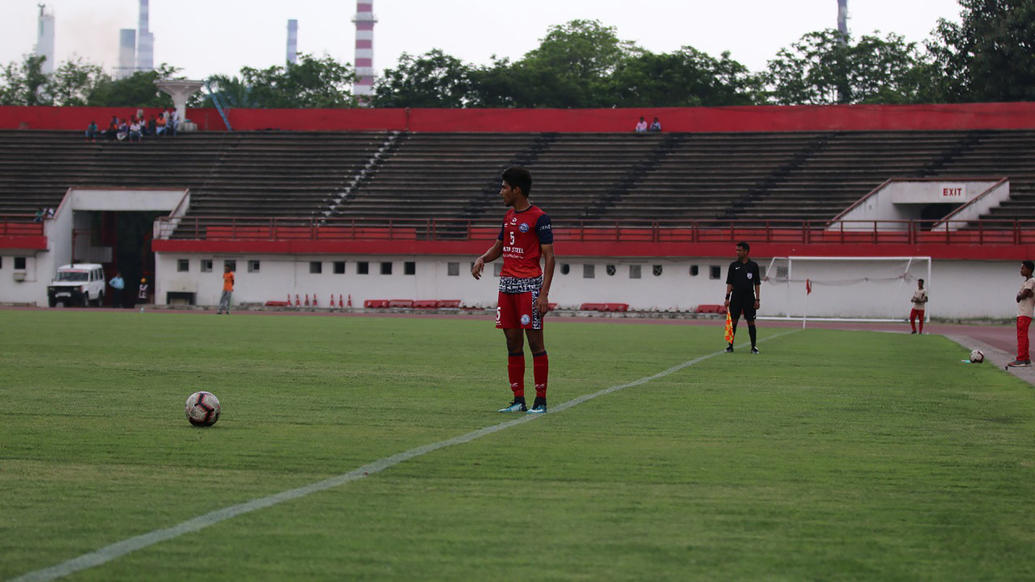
[217, 264, 235, 315]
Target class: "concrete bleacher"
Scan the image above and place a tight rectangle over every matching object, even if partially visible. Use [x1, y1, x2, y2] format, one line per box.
[1, 128, 1034, 232]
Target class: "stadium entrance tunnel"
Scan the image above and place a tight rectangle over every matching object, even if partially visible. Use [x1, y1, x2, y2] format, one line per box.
[54, 188, 188, 307]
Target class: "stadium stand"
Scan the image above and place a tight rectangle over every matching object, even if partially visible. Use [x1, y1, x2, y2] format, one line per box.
[1, 128, 1034, 231]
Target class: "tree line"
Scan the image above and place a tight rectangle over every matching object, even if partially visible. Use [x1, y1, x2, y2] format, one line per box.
[2, 0, 1031, 110]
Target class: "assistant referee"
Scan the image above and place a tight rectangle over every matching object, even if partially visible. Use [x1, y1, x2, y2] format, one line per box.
[724, 241, 761, 354]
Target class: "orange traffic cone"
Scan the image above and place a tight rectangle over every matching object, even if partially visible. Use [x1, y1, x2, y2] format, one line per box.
[304, 294, 310, 306]
[295, 294, 301, 307]
[347, 294, 352, 307]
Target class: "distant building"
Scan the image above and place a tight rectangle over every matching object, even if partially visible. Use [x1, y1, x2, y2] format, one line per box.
[117, 29, 136, 79]
[34, 4, 56, 74]
[287, 19, 298, 64]
[136, 0, 154, 73]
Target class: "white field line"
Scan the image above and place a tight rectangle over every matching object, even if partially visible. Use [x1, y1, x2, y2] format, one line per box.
[11, 330, 798, 582]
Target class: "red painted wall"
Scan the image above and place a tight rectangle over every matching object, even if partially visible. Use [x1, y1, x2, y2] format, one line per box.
[3, 102, 1035, 133]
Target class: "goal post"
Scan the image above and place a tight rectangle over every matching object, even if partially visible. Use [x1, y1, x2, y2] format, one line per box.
[760, 256, 932, 325]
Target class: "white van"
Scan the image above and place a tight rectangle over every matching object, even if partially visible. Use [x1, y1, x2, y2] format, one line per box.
[47, 263, 106, 307]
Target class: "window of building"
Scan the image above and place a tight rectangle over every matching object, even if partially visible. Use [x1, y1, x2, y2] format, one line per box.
[690, 265, 699, 277]
[606, 264, 616, 276]
[710, 265, 722, 280]
[583, 264, 595, 279]
[201, 259, 213, 273]
[15, 257, 26, 269]
[404, 261, 415, 275]
[357, 261, 369, 275]
[334, 261, 346, 274]
[177, 259, 189, 272]
[380, 262, 393, 275]
[652, 264, 663, 277]
[447, 262, 460, 276]
[560, 263, 570, 275]
[248, 260, 260, 273]
[310, 261, 322, 274]
[629, 265, 641, 279]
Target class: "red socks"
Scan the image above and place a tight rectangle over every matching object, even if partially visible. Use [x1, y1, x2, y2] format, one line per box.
[508, 351, 549, 399]
[533, 351, 548, 398]
[508, 353, 525, 397]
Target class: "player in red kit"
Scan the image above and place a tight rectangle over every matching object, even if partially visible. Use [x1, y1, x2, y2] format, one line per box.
[472, 166, 555, 414]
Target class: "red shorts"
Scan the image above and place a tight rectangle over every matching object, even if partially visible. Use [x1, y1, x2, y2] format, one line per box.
[496, 289, 542, 330]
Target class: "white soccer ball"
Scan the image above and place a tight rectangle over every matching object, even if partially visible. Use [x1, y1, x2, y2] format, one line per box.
[969, 349, 985, 363]
[185, 391, 221, 427]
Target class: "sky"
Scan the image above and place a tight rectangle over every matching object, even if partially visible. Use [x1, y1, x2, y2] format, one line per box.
[1, 0, 964, 80]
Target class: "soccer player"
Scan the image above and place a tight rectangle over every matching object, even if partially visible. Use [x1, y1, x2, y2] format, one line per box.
[1007, 260, 1035, 368]
[472, 166, 555, 414]
[724, 241, 761, 354]
[909, 278, 928, 334]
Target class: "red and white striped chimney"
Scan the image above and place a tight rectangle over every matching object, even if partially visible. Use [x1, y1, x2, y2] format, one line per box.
[352, 1, 377, 103]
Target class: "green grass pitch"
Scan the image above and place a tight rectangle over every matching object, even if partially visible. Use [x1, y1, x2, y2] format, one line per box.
[1, 310, 1033, 581]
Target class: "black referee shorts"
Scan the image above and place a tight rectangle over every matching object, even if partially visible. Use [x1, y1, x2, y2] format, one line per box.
[729, 296, 756, 321]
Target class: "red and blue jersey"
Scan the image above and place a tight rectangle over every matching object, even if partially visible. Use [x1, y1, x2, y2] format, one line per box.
[497, 205, 553, 280]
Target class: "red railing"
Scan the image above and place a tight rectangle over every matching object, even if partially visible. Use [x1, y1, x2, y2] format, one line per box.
[0, 216, 45, 236]
[153, 216, 1035, 246]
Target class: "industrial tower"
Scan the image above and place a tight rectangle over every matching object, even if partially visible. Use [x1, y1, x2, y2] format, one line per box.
[34, 4, 55, 74]
[287, 19, 299, 64]
[837, 0, 849, 41]
[136, 0, 154, 72]
[352, 1, 376, 101]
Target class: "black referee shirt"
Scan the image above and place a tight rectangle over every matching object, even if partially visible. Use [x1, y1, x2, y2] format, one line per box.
[726, 259, 760, 299]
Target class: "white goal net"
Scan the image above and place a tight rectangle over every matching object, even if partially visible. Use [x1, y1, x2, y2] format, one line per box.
[761, 256, 932, 324]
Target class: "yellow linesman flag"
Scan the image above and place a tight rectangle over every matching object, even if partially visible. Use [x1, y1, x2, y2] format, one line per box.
[724, 310, 735, 344]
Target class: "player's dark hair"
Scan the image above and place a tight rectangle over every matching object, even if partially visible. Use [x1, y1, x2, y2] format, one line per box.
[736, 241, 750, 252]
[1024, 260, 1034, 271]
[918, 278, 924, 284]
[502, 166, 532, 197]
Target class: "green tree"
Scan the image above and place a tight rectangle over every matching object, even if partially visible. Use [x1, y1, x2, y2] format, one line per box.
[372, 49, 473, 107]
[514, 19, 635, 107]
[610, 47, 760, 107]
[928, 0, 1035, 102]
[0, 54, 51, 105]
[47, 58, 107, 106]
[207, 54, 356, 109]
[86, 64, 178, 107]
[763, 29, 929, 105]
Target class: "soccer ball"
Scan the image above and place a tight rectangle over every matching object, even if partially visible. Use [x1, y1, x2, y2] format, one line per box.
[969, 349, 985, 363]
[185, 391, 221, 426]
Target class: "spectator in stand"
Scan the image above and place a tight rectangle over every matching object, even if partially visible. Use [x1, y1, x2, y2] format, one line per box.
[146, 116, 157, 137]
[634, 116, 648, 133]
[155, 115, 166, 136]
[649, 116, 662, 132]
[129, 119, 143, 142]
[45, 207, 55, 219]
[85, 121, 99, 142]
[106, 116, 119, 140]
[33, 207, 45, 222]
[168, 109, 178, 136]
[116, 119, 129, 141]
